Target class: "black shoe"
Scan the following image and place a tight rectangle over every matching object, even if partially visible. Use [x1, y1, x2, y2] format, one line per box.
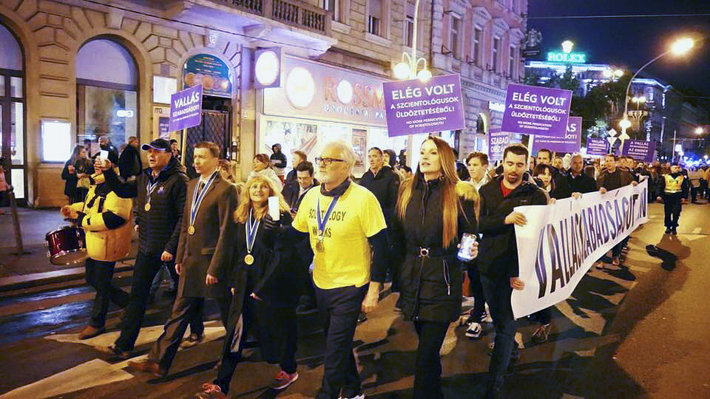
[665, 228, 671, 234]
[671, 227, 678, 235]
[105, 344, 131, 360]
[357, 312, 367, 324]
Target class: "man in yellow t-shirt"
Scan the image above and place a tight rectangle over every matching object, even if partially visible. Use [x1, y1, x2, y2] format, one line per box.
[292, 141, 387, 399]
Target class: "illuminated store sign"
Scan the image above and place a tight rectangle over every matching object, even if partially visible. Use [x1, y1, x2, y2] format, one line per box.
[547, 52, 586, 63]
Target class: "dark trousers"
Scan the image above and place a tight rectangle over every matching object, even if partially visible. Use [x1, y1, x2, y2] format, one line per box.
[314, 284, 367, 399]
[149, 294, 230, 371]
[531, 307, 551, 325]
[412, 321, 449, 399]
[467, 261, 487, 320]
[215, 297, 299, 393]
[691, 186, 698, 202]
[663, 193, 683, 228]
[480, 272, 518, 392]
[85, 258, 129, 328]
[115, 253, 203, 351]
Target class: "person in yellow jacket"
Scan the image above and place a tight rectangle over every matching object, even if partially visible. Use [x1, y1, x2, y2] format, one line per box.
[61, 152, 133, 339]
[660, 163, 690, 235]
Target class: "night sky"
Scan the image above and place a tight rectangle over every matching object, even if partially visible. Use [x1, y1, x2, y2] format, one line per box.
[527, 0, 710, 99]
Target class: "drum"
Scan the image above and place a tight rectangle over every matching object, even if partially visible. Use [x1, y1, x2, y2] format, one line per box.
[46, 226, 88, 265]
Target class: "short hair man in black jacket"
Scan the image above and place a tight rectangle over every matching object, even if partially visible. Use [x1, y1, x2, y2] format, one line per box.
[478, 144, 548, 398]
[102, 138, 198, 358]
[359, 147, 400, 225]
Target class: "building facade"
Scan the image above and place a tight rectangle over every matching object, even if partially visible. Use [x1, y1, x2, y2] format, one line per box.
[430, 0, 528, 156]
[0, 0, 432, 207]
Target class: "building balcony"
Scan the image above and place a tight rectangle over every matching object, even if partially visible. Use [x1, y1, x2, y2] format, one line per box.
[219, 0, 331, 36]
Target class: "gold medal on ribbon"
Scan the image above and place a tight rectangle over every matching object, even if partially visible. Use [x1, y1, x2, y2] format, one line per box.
[188, 225, 196, 235]
[144, 202, 151, 212]
[244, 254, 254, 265]
[315, 238, 324, 252]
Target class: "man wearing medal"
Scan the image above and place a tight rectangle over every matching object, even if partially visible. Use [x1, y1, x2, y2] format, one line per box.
[292, 141, 389, 399]
[101, 138, 197, 358]
[129, 141, 237, 378]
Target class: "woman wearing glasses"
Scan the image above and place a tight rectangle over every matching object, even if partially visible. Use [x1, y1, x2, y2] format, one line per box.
[389, 136, 479, 399]
[198, 176, 309, 398]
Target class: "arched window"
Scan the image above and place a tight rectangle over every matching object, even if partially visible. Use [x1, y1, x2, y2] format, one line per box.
[0, 23, 26, 199]
[76, 38, 138, 152]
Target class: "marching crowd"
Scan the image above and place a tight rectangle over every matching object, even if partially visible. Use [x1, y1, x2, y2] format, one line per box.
[55, 135, 702, 399]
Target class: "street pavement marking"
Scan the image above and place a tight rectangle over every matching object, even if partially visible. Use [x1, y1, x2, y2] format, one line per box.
[45, 320, 225, 350]
[0, 322, 228, 398]
[0, 358, 133, 399]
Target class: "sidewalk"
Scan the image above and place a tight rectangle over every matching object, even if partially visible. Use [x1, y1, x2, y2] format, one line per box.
[0, 208, 136, 291]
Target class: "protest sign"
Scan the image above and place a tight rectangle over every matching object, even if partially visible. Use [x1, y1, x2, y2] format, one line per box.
[511, 179, 649, 319]
[169, 85, 203, 132]
[531, 116, 582, 154]
[488, 129, 510, 162]
[586, 138, 609, 156]
[502, 84, 572, 137]
[383, 74, 465, 136]
[622, 140, 656, 162]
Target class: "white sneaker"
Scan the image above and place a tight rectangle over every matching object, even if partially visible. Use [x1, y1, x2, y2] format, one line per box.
[465, 322, 483, 339]
[340, 395, 365, 399]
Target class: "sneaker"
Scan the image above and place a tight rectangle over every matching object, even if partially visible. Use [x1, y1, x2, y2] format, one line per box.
[531, 323, 551, 344]
[612, 257, 620, 266]
[270, 370, 299, 390]
[340, 395, 365, 399]
[357, 312, 367, 324]
[105, 343, 130, 360]
[665, 227, 671, 234]
[180, 333, 204, 349]
[195, 383, 227, 399]
[594, 261, 605, 270]
[465, 322, 483, 339]
[671, 227, 678, 235]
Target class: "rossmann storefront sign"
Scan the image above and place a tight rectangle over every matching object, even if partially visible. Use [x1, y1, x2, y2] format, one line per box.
[262, 56, 386, 126]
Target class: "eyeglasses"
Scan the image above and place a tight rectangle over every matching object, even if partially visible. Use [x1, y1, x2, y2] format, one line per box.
[315, 157, 346, 166]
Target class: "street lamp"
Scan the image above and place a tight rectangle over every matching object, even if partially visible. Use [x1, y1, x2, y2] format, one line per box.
[695, 126, 705, 135]
[622, 37, 695, 133]
[393, 0, 431, 82]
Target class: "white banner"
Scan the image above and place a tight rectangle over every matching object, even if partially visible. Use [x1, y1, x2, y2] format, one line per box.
[511, 179, 649, 319]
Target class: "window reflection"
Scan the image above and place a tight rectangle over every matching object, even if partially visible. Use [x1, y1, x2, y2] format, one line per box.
[77, 85, 137, 146]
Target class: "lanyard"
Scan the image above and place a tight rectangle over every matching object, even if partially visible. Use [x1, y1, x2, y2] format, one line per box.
[146, 179, 160, 203]
[245, 209, 260, 254]
[189, 172, 218, 226]
[316, 195, 339, 237]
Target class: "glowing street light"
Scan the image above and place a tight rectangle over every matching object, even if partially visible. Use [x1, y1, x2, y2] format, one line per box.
[392, 0, 431, 82]
[695, 126, 705, 135]
[623, 37, 696, 134]
[619, 118, 632, 130]
[632, 96, 646, 104]
[670, 37, 694, 56]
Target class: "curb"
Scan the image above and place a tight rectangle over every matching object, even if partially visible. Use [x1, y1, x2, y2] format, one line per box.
[0, 260, 135, 293]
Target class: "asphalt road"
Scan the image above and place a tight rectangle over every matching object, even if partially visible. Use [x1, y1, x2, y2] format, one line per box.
[0, 202, 708, 399]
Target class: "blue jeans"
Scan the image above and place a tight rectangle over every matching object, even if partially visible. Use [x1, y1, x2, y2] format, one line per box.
[480, 272, 518, 392]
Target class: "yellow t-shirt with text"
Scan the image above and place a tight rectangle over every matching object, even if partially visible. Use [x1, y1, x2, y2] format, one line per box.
[293, 182, 386, 289]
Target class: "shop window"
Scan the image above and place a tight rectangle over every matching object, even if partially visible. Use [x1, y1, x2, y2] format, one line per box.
[76, 38, 138, 146]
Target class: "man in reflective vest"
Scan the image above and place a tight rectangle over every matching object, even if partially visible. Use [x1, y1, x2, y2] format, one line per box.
[661, 164, 690, 235]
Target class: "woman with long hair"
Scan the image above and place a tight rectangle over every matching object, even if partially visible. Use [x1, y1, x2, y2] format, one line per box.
[199, 176, 309, 398]
[248, 153, 283, 192]
[390, 136, 478, 399]
[62, 145, 94, 203]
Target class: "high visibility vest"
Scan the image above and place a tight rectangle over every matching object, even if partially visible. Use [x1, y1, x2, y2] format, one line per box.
[664, 174, 684, 194]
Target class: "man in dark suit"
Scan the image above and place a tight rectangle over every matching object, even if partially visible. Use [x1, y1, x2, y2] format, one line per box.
[128, 141, 237, 378]
[282, 161, 318, 215]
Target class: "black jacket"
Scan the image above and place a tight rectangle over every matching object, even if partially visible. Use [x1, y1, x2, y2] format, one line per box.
[478, 177, 547, 278]
[596, 169, 634, 191]
[118, 145, 142, 180]
[390, 178, 477, 323]
[661, 172, 690, 199]
[231, 212, 311, 308]
[270, 152, 287, 169]
[61, 160, 78, 198]
[359, 166, 400, 225]
[104, 157, 188, 256]
[282, 180, 318, 211]
[565, 172, 597, 195]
